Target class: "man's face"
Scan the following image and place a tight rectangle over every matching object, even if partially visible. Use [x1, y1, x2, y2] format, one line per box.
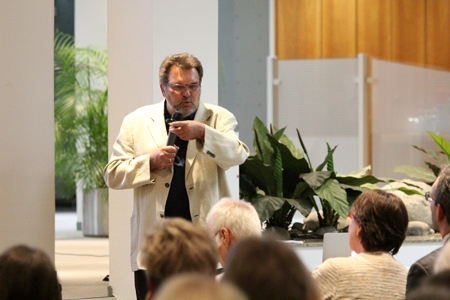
[430, 177, 440, 231]
[160, 66, 201, 117]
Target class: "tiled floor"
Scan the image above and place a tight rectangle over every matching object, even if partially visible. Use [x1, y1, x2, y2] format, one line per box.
[55, 210, 114, 300]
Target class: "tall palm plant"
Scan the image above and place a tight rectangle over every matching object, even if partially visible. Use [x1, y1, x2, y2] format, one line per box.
[54, 31, 108, 198]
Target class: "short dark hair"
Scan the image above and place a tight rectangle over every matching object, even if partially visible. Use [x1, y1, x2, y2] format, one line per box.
[223, 236, 320, 300]
[435, 164, 450, 224]
[0, 244, 60, 300]
[350, 189, 408, 255]
[159, 52, 203, 84]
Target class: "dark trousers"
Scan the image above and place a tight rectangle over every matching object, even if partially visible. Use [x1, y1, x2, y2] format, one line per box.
[134, 270, 148, 300]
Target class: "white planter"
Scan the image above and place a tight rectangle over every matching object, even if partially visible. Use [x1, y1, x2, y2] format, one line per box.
[83, 188, 109, 237]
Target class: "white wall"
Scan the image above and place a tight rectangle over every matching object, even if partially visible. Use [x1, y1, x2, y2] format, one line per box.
[75, 0, 107, 48]
[108, 1, 218, 298]
[0, 0, 55, 259]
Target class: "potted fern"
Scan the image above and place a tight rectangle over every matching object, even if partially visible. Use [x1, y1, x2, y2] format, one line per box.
[54, 31, 109, 236]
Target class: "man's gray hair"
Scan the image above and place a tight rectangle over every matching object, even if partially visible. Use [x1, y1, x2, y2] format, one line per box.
[206, 197, 262, 244]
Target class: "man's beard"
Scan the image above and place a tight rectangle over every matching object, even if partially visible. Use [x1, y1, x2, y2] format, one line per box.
[176, 96, 200, 118]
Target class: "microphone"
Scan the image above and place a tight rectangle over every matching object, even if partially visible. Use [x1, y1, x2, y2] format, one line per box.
[166, 111, 183, 146]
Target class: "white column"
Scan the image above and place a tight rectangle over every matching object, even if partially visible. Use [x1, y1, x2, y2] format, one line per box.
[0, 1, 55, 259]
[108, 1, 218, 298]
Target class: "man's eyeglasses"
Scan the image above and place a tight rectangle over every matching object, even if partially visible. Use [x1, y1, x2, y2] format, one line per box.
[425, 192, 434, 203]
[425, 191, 444, 209]
[166, 83, 201, 93]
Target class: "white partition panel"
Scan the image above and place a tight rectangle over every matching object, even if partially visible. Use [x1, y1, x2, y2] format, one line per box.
[277, 58, 364, 174]
[371, 60, 450, 179]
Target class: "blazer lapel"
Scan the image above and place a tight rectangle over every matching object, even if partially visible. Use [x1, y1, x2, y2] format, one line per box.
[147, 102, 167, 148]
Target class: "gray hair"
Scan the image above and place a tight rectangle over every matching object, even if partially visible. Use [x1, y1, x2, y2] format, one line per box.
[206, 197, 261, 245]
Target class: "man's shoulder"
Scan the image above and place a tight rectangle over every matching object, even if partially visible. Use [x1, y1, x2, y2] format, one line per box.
[201, 103, 235, 120]
[414, 247, 442, 267]
[407, 247, 442, 278]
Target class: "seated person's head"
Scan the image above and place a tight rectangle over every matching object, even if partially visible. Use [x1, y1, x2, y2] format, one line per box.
[350, 189, 408, 255]
[140, 218, 218, 297]
[406, 269, 450, 300]
[205, 197, 261, 267]
[153, 273, 248, 300]
[222, 236, 320, 300]
[0, 244, 60, 300]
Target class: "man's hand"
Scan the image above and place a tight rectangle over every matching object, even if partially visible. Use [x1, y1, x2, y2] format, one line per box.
[169, 120, 205, 142]
[150, 146, 178, 170]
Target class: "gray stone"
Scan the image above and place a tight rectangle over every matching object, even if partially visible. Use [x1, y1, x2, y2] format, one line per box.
[382, 179, 432, 228]
[407, 221, 435, 236]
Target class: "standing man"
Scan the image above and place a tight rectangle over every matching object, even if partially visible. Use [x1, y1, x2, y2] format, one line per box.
[406, 164, 450, 295]
[104, 52, 249, 300]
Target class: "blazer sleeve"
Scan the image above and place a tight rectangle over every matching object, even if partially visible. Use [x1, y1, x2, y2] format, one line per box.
[200, 107, 249, 170]
[103, 114, 153, 190]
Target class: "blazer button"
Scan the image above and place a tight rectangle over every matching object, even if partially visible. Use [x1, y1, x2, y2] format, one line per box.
[160, 213, 164, 218]
[165, 183, 170, 188]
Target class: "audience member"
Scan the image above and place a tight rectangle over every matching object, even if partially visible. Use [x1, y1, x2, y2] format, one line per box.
[205, 197, 261, 272]
[140, 218, 218, 300]
[312, 189, 409, 299]
[406, 270, 450, 300]
[406, 164, 450, 294]
[153, 273, 248, 300]
[223, 236, 320, 300]
[0, 244, 60, 300]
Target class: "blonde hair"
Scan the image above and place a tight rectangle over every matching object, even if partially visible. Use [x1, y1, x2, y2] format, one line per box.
[140, 218, 218, 288]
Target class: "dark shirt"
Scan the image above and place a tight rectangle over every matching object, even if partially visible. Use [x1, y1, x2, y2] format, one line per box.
[163, 104, 195, 221]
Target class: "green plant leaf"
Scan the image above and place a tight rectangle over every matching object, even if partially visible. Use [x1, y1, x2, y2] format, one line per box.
[425, 162, 441, 177]
[284, 198, 313, 218]
[271, 125, 305, 160]
[315, 146, 337, 172]
[252, 117, 273, 163]
[412, 146, 449, 164]
[240, 157, 277, 196]
[336, 175, 385, 186]
[340, 165, 371, 177]
[300, 171, 333, 190]
[392, 165, 436, 182]
[314, 178, 349, 218]
[272, 146, 283, 198]
[251, 195, 288, 222]
[428, 131, 450, 161]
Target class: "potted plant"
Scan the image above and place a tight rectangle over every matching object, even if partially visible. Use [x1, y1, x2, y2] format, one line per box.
[54, 31, 109, 236]
[239, 117, 395, 239]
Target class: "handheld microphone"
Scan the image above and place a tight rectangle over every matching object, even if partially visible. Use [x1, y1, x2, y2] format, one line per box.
[166, 111, 183, 146]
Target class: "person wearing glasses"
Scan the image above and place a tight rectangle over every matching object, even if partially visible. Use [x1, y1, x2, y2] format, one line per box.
[104, 52, 250, 300]
[406, 164, 450, 295]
